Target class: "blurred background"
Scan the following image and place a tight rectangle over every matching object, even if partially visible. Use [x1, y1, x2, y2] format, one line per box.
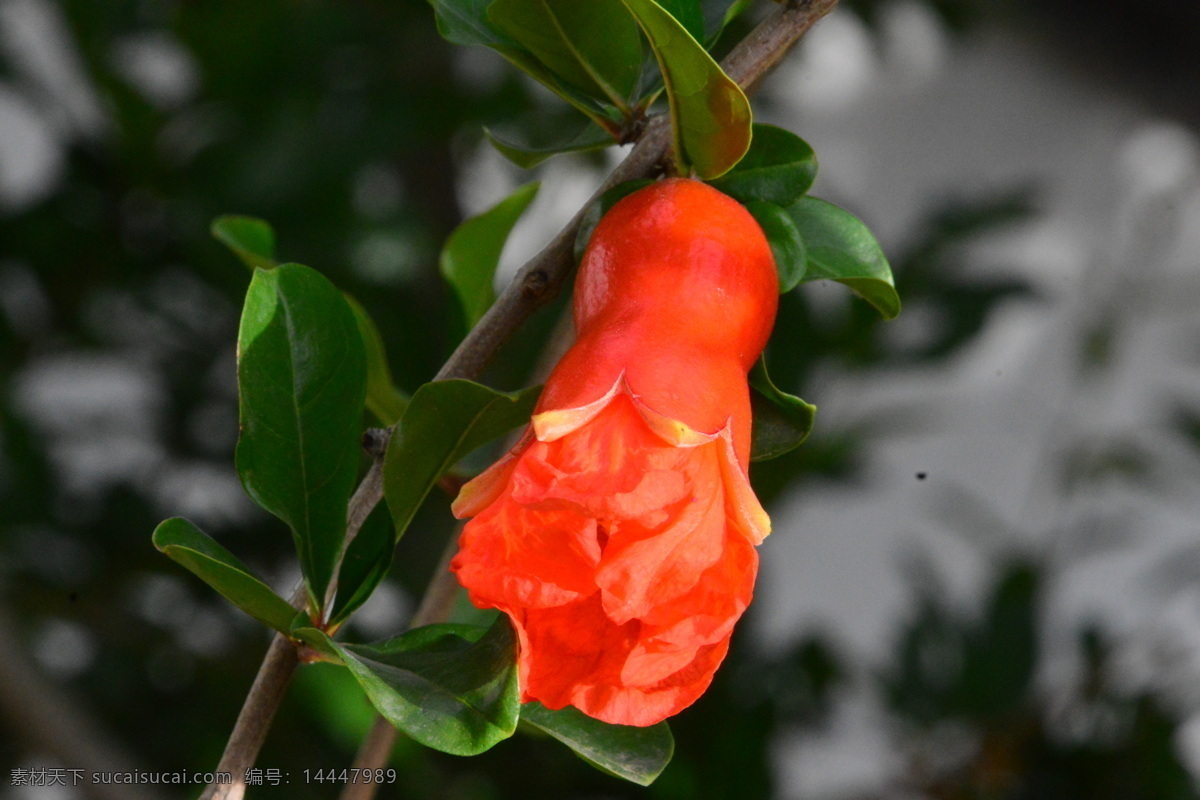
[3, 0, 1200, 798]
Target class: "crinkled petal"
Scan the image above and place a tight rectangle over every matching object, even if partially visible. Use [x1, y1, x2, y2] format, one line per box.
[513, 595, 733, 727]
[452, 497, 601, 609]
[450, 377, 771, 727]
[595, 456, 726, 624]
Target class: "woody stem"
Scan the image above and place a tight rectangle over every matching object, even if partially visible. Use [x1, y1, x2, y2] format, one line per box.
[203, 1, 841, 797]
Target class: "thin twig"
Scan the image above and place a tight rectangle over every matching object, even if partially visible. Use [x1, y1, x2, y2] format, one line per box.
[206, 2, 841, 796]
[198, 633, 299, 800]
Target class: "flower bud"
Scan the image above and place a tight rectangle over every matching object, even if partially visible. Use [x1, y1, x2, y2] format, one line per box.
[452, 178, 777, 726]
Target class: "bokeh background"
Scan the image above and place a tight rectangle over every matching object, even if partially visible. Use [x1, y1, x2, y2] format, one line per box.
[4, 0, 1200, 798]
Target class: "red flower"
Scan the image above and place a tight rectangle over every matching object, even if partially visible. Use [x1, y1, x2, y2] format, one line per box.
[451, 178, 778, 726]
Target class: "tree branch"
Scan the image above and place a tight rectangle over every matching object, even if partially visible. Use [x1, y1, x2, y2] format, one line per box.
[198, 630, 299, 800]
[205, 1, 841, 796]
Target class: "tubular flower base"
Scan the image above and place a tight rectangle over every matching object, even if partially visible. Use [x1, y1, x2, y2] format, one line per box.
[451, 178, 779, 726]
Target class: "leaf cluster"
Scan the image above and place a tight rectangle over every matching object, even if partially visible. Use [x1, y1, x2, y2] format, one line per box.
[432, 0, 753, 177]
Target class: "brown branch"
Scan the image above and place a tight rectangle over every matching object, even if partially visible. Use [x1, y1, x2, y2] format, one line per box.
[206, 1, 842, 796]
[198, 630, 299, 800]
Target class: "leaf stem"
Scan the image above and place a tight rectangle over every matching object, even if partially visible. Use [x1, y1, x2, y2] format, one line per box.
[203, 1, 841, 796]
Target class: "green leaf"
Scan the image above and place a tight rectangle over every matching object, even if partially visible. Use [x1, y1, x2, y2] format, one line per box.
[744, 201, 806, 293]
[295, 619, 520, 756]
[440, 182, 540, 330]
[709, 0, 752, 43]
[710, 124, 817, 207]
[429, 0, 511, 47]
[427, 0, 621, 131]
[488, 0, 642, 107]
[152, 517, 296, 634]
[212, 215, 276, 271]
[621, 0, 752, 179]
[749, 357, 816, 461]
[521, 702, 675, 786]
[497, 46, 624, 131]
[655, 0, 704, 42]
[329, 503, 394, 627]
[574, 178, 655, 262]
[485, 123, 613, 169]
[236, 264, 367, 611]
[383, 380, 539, 544]
[344, 294, 409, 426]
[788, 196, 900, 320]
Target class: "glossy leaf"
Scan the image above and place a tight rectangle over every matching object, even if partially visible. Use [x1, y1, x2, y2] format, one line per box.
[488, 0, 642, 106]
[521, 701, 675, 785]
[749, 356, 817, 461]
[485, 123, 613, 168]
[574, 178, 655, 262]
[440, 182, 540, 330]
[655, 0, 704, 43]
[744, 201, 807, 293]
[710, 124, 817, 207]
[329, 503, 394, 627]
[429, 0, 618, 130]
[212, 215, 276, 271]
[788, 196, 901, 320]
[383, 380, 539, 544]
[152, 517, 296, 634]
[236, 264, 367, 610]
[498, 46, 624, 130]
[621, 0, 751, 179]
[295, 619, 520, 756]
[345, 294, 409, 426]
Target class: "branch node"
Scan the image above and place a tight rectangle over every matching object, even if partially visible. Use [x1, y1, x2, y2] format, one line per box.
[522, 269, 550, 299]
[362, 427, 391, 458]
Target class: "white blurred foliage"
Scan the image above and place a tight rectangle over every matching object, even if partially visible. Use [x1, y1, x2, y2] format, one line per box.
[109, 31, 200, 110]
[757, 8, 1200, 798]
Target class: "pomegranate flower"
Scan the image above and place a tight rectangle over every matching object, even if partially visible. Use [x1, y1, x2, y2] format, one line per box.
[451, 178, 779, 727]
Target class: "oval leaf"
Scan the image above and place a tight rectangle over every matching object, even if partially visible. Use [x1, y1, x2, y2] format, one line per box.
[296, 619, 520, 756]
[440, 182, 540, 330]
[152, 517, 296, 634]
[749, 357, 817, 461]
[521, 701, 675, 786]
[345, 294, 409, 426]
[236, 264, 367, 611]
[710, 124, 817, 207]
[212, 215, 276, 272]
[710, 0, 752, 43]
[744, 200, 807, 293]
[621, 0, 751, 179]
[383, 380, 540, 545]
[485, 123, 613, 169]
[430, 0, 511, 46]
[428, 0, 622, 131]
[488, 0, 642, 106]
[329, 503, 395, 627]
[788, 196, 901, 320]
[656, 0, 704, 42]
